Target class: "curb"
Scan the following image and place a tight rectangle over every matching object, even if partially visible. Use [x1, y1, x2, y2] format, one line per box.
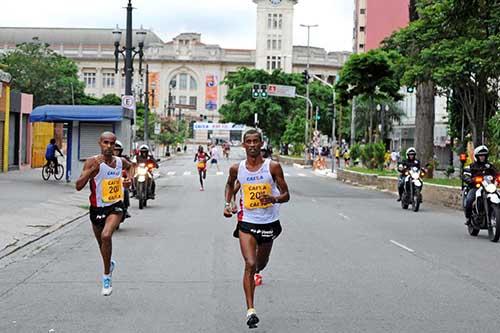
[0, 211, 89, 261]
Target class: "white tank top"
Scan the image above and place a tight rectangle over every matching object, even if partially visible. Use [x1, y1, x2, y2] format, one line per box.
[90, 157, 124, 208]
[237, 158, 280, 224]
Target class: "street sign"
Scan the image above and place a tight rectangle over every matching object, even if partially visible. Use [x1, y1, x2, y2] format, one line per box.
[267, 84, 296, 98]
[154, 123, 161, 135]
[121, 95, 136, 111]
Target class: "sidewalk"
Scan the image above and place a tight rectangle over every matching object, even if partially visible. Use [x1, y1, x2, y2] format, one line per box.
[0, 168, 88, 258]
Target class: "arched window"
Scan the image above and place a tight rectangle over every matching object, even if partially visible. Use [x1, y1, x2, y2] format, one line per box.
[169, 72, 199, 109]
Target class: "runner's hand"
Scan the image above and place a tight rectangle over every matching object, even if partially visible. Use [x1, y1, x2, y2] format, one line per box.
[223, 206, 233, 218]
[260, 194, 276, 205]
[90, 156, 104, 173]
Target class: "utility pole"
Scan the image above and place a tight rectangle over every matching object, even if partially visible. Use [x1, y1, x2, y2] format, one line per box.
[144, 64, 149, 144]
[315, 106, 319, 131]
[300, 24, 318, 156]
[350, 97, 356, 146]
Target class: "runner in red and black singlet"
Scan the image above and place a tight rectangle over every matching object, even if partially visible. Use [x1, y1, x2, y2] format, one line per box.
[194, 145, 210, 191]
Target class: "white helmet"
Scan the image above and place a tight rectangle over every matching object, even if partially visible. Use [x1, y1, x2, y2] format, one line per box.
[139, 144, 149, 152]
[406, 147, 416, 158]
[115, 140, 123, 149]
[473, 145, 489, 162]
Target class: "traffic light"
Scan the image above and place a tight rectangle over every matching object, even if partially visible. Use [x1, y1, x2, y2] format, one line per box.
[252, 84, 268, 98]
[260, 84, 268, 98]
[252, 84, 260, 98]
[407, 86, 415, 93]
[302, 70, 310, 85]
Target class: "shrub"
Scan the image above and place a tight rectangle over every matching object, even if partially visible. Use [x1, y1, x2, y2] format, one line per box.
[359, 143, 386, 169]
[350, 143, 362, 164]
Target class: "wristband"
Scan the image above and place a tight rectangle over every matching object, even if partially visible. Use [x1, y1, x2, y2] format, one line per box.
[224, 202, 231, 207]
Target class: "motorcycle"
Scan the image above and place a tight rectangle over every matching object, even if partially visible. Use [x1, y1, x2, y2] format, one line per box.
[134, 162, 155, 210]
[401, 166, 424, 212]
[465, 175, 500, 242]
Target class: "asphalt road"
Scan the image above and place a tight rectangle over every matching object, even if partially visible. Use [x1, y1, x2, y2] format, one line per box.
[1, 146, 500, 332]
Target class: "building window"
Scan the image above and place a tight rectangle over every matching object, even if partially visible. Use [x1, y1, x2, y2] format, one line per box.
[360, 26, 365, 32]
[189, 96, 197, 108]
[189, 76, 197, 90]
[360, 8, 366, 14]
[267, 39, 272, 50]
[267, 56, 282, 70]
[268, 14, 273, 29]
[273, 14, 278, 28]
[179, 96, 187, 105]
[83, 72, 96, 88]
[102, 72, 115, 88]
[359, 44, 365, 50]
[272, 39, 277, 50]
[179, 73, 188, 90]
[278, 14, 283, 29]
[278, 39, 282, 50]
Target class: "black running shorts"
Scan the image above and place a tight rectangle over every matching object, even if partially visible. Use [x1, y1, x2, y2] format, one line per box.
[89, 201, 124, 228]
[233, 221, 282, 244]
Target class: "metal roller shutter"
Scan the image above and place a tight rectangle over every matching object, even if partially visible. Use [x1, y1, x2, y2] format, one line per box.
[79, 123, 113, 160]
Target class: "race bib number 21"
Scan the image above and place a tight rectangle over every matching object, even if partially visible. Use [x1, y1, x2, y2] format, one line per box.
[243, 183, 272, 210]
[101, 178, 123, 203]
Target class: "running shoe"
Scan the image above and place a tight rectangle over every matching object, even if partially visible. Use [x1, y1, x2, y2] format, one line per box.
[246, 309, 259, 329]
[101, 276, 112, 296]
[200, 187, 204, 191]
[254, 273, 263, 286]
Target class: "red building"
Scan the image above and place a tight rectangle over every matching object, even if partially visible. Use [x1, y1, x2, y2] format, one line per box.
[353, 0, 409, 53]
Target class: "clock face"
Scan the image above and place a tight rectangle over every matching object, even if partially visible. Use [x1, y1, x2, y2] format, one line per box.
[270, 0, 282, 5]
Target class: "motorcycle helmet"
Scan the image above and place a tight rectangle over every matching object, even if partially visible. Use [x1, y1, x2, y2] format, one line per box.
[115, 140, 123, 150]
[473, 145, 489, 162]
[139, 144, 150, 157]
[406, 147, 417, 159]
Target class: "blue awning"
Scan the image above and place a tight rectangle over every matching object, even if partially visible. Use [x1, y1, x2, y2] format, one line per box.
[30, 105, 127, 123]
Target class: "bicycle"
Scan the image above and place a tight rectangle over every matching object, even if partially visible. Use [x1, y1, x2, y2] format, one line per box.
[42, 158, 64, 181]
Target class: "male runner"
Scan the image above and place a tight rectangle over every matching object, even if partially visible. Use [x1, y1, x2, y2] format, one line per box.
[224, 129, 290, 329]
[76, 132, 132, 296]
[195, 145, 210, 191]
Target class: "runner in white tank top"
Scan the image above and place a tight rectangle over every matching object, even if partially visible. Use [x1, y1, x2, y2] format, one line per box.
[223, 129, 290, 329]
[76, 132, 133, 297]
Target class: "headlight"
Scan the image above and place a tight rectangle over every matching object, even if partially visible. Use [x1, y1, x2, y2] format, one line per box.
[411, 172, 420, 179]
[486, 183, 497, 193]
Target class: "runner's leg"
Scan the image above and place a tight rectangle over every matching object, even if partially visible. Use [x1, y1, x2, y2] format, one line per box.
[198, 170, 204, 188]
[255, 241, 273, 273]
[98, 213, 122, 275]
[239, 231, 258, 310]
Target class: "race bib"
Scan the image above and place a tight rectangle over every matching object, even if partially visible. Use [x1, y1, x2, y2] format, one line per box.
[242, 183, 272, 210]
[101, 178, 124, 203]
[197, 161, 206, 169]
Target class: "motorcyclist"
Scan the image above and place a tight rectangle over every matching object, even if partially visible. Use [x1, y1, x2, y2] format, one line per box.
[462, 145, 498, 226]
[397, 147, 421, 202]
[113, 140, 132, 219]
[134, 144, 158, 199]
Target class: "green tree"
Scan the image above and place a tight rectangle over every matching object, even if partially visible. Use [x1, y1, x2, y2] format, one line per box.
[220, 67, 335, 146]
[0, 41, 85, 107]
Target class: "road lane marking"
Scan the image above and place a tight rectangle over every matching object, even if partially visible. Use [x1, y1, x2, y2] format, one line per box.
[338, 213, 350, 220]
[183, 171, 192, 176]
[390, 240, 415, 253]
[297, 173, 307, 177]
[216, 171, 224, 176]
[284, 173, 291, 177]
[167, 171, 176, 176]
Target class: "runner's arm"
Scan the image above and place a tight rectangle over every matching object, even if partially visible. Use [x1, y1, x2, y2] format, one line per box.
[223, 164, 239, 217]
[269, 161, 290, 204]
[75, 157, 99, 191]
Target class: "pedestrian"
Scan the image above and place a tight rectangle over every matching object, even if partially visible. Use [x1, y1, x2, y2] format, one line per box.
[75, 132, 133, 296]
[210, 144, 220, 172]
[223, 129, 290, 329]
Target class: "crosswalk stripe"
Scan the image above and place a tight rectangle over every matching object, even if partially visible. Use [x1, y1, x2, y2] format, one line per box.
[216, 171, 224, 176]
[284, 173, 291, 177]
[183, 171, 192, 176]
[167, 171, 176, 176]
[297, 173, 307, 177]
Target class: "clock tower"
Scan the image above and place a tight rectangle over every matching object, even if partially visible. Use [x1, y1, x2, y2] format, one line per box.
[253, 0, 297, 73]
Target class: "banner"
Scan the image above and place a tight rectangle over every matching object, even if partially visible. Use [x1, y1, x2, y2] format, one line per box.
[148, 72, 160, 109]
[205, 75, 218, 111]
[193, 122, 246, 131]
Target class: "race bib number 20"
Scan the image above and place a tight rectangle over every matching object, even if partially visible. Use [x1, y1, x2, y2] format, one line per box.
[243, 183, 272, 210]
[101, 178, 124, 203]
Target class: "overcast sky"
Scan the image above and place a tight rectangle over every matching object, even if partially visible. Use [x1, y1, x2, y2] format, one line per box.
[1, 0, 354, 52]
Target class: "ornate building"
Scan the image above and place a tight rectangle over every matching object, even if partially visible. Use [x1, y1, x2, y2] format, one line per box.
[0, 0, 349, 141]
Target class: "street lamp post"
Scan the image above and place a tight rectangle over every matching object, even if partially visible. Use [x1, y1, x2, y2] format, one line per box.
[112, 0, 147, 96]
[300, 24, 318, 157]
